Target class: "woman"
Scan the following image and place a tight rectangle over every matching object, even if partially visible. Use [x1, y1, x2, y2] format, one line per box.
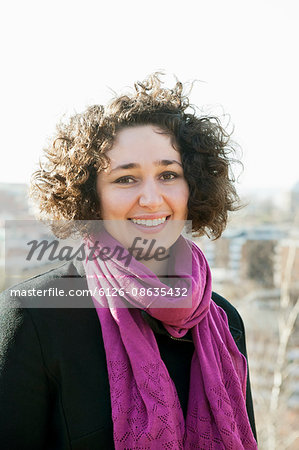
[0, 74, 258, 449]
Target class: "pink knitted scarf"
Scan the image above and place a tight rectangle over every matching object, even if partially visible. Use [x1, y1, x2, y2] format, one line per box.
[83, 230, 257, 449]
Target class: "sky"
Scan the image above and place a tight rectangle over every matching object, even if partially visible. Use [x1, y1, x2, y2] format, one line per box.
[1, 0, 298, 194]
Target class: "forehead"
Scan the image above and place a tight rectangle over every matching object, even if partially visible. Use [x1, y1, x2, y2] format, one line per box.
[108, 125, 180, 162]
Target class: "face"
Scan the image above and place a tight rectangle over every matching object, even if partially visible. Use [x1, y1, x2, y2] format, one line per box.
[96, 125, 189, 260]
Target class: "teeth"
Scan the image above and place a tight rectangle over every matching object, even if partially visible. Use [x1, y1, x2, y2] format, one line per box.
[131, 216, 167, 226]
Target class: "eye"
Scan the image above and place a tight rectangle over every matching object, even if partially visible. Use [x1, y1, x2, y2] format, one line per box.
[160, 171, 179, 181]
[114, 176, 136, 184]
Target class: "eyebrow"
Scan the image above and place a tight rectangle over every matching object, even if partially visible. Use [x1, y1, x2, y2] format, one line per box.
[110, 159, 182, 173]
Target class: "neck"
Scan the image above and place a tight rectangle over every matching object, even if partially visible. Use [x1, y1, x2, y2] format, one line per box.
[138, 253, 170, 278]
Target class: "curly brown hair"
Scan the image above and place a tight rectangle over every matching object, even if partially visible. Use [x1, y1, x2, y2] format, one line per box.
[30, 73, 241, 239]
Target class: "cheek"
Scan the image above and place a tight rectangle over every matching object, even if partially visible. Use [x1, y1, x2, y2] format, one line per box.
[96, 182, 114, 219]
[98, 186, 137, 219]
[180, 185, 190, 217]
[166, 183, 189, 216]
[176, 182, 189, 207]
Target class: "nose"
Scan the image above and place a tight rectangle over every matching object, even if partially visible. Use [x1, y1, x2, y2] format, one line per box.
[138, 178, 163, 209]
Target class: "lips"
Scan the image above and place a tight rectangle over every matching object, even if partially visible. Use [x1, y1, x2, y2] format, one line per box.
[128, 215, 171, 227]
[128, 215, 171, 229]
[132, 217, 165, 226]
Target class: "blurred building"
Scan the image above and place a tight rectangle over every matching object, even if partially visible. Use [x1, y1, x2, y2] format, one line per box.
[197, 226, 288, 288]
[274, 239, 299, 289]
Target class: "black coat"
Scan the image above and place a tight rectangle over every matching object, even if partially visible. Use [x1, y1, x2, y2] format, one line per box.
[0, 260, 257, 449]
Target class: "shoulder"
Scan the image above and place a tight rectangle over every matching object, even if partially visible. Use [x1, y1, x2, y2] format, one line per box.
[0, 261, 100, 371]
[1, 260, 82, 296]
[0, 260, 89, 309]
[0, 261, 93, 352]
[211, 291, 244, 330]
[211, 291, 247, 355]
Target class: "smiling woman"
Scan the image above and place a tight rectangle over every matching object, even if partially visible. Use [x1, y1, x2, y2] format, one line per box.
[0, 74, 258, 449]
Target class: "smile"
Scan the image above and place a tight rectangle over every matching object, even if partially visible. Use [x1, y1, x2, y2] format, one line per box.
[131, 217, 166, 226]
[128, 215, 171, 228]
